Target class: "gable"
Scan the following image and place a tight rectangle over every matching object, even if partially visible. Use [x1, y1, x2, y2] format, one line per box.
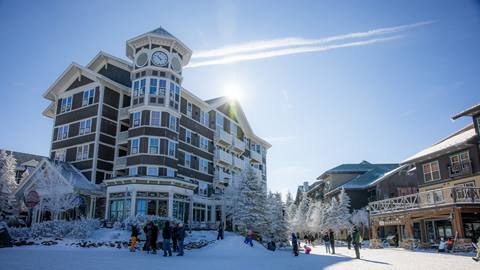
[66, 75, 94, 91]
[98, 63, 132, 88]
[217, 103, 239, 124]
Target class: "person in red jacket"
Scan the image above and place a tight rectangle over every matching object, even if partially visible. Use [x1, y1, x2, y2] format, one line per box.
[303, 245, 312, 254]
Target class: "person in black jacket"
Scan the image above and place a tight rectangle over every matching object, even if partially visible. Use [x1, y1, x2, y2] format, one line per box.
[346, 234, 352, 250]
[176, 222, 186, 256]
[329, 230, 335, 254]
[217, 221, 224, 240]
[143, 221, 158, 254]
[162, 221, 173, 257]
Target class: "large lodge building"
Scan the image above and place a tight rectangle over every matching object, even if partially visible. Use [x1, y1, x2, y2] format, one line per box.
[14, 27, 270, 228]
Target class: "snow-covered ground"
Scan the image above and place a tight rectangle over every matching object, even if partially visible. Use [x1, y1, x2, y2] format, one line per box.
[0, 232, 477, 270]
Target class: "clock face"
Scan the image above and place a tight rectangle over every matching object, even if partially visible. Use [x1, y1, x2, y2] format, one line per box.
[151, 51, 169, 67]
[136, 52, 148, 67]
[171, 56, 182, 73]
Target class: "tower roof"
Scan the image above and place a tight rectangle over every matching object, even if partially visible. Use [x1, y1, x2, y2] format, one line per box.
[148, 27, 176, 39]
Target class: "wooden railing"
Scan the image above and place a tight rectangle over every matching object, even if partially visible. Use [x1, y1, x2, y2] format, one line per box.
[368, 187, 480, 215]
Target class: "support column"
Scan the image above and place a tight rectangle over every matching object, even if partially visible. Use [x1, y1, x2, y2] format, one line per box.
[168, 192, 174, 219]
[188, 197, 193, 226]
[211, 204, 216, 222]
[452, 208, 464, 238]
[130, 191, 137, 217]
[104, 193, 110, 220]
[89, 196, 96, 218]
[405, 215, 414, 239]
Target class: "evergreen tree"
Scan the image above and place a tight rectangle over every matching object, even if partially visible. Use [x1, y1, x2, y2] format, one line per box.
[337, 188, 353, 233]
[285, 191, 297, 232]
[0, 150, 18, 216]
[291, 192, 311, 234]
[265, 192, 289, 244]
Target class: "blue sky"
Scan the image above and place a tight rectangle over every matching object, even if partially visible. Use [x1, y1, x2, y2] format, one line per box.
[0, 0, 479, 196]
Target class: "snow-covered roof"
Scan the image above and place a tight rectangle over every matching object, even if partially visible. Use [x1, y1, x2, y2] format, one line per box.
[317, 161, 398, 180]
[401, 124, 477, 164]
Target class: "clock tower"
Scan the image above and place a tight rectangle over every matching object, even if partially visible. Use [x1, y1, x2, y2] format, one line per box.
[121, 27, 192, 178]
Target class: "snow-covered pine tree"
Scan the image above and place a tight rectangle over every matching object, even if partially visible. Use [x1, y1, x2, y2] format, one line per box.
[291, 192, 311, 234]
[233, 166, 267, 234]
[0, 150, 18, 216]
[285, 191, 297, 231]
[265, 192, 289, 244]
[323, 197, 339, 234]
[337, 188, 353, 233]
[308, 200, 323, 233]
[351, 208, 369, 238]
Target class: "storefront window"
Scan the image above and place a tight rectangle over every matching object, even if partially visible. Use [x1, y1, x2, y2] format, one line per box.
[136, 199, 147, 215]
[173, 200, 189, 222]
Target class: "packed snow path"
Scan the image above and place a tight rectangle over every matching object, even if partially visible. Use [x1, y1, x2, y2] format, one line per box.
[0, 234, 477, 270]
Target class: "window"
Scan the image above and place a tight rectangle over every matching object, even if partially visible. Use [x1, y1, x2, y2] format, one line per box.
[168, 82, 180, 110]
[133, 80, 139, 97]
[147, 166, 159, 176]
[76, 144, 89, 161]
[57, 124, 69, 140]
[169, 115, 177, 131]
[199, 136, 209, 151]
[133, 79, 146, 97]
[167, 141, 176, 157]
[149, 78, 157, 95]
[450, 151, 470, 168]
[200, 159, 208, 173]
[198, 182, 208, 196]
[131, 138, 139, 154]
[132, 112, 141, 127]
[423, 161, 441, 182]
[60, 96, 72, 113]
[136, 199, 147, 215]
[255, 144, 261, 154]
[185, 130, 192, 144]
[159, 80, 166, 97]
[200, 111, 209, 126]
[129, 166, 138, 176]
[185, 153, 192, 168]
[149, 138, 159, 154]
[150, 111, 161, 126]
[82, 89, 95, 106]
[79, 119, 92, 135]
[187, 102, 192, 118]
[216, 113, 223, 129]
[166, 168, 175, 177]
[230, 122, 237, 136]
[54, 149, 66, 162]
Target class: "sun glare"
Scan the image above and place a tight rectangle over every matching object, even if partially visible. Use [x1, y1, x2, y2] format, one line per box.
[224, 83, 244, 102]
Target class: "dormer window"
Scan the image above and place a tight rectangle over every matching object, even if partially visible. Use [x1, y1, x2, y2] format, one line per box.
[82, 89, 95, 106]
[423, 160, 441, 182]
[60, 96, 72, 113]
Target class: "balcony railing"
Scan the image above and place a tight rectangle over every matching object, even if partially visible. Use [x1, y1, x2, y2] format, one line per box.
[214, 170, 231, 186]
[368, 187, 480, 216]
[114, 156, 127, 169]
[232, 137, 246, 153]
[250, 150, 262, 163]
[232, 156, 244, 170]
[448, 160, 472, 178]
[215, 149, 232, 166]
[118, 131, 128, 144]
[119, 107, 129, 120]
[215, 129, 233, 146]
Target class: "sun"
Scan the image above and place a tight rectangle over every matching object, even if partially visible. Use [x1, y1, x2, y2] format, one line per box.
[223, 83, 244, 102]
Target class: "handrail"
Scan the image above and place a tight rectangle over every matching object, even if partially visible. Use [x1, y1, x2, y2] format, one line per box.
[369, 187, 480, 215]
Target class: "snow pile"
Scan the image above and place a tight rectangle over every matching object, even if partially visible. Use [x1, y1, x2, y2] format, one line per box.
[8, 218, 100, 240]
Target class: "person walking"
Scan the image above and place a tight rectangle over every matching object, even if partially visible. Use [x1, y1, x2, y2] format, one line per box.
[352, 226, 362, 259]
[346, 234, 352, 250]
[329, 230, 336, 254]
[172, 223, 178, 252]
[292, 233, 299, 256]
[162, 221, 173, 257]
[129, 225, 139, 252]
[323, 233, 331, 254]
[244, 229, 254, 247]
[143, 221, 154, 253]
[217, 221, 224, 240]
[472, 236, 480, 262]
[176, 222, 186, 256]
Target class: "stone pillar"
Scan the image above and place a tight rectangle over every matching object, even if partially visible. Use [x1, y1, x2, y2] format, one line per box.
[452, 208, 464, 238]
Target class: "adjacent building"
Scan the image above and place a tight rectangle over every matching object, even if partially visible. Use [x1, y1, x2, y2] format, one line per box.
[18, 27, 270, 228]
[368, 103, 480, 250]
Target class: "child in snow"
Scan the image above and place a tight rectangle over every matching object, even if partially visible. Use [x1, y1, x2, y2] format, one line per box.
[244, 230, 254, 247]
[303, 245, 311, 254]
[129, 225, 139, 252]
[292, 233, 299, 256]
[438, 238, 446, 253]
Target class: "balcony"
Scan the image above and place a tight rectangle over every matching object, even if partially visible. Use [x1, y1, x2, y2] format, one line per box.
[448, 160, 472, 178]
[368, 186, 480, 216]
[114, 156, 127, 170]
[119, 107, 129, 119]
[232, 156, 244, 170]
[117, 131, 128, 144]
[214, 170, 231, 187]
[250, 150, 262, 163]
[232, 137, 246, 153]
[250, 166, 263, 179]
[214, 129, 233, 146]
[215, 149, 232, 166]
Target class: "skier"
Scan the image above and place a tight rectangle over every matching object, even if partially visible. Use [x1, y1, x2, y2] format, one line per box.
[352, 226, 362, 259]
[172, 223, 178, 252]
[438, 238, 446, 252]
[473, 237, 480, 262]
[291, 233, 299, 256]
[244, 229, 254, 247]
[346, 234, 352, 250]
[323, 233, 331, 254]
[162, 221, 173, 257]
[176, 222, 185, 256]
[129, 224, 139, 252]
[217, 221, 224, 240]
[329, 230, 336, 254]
